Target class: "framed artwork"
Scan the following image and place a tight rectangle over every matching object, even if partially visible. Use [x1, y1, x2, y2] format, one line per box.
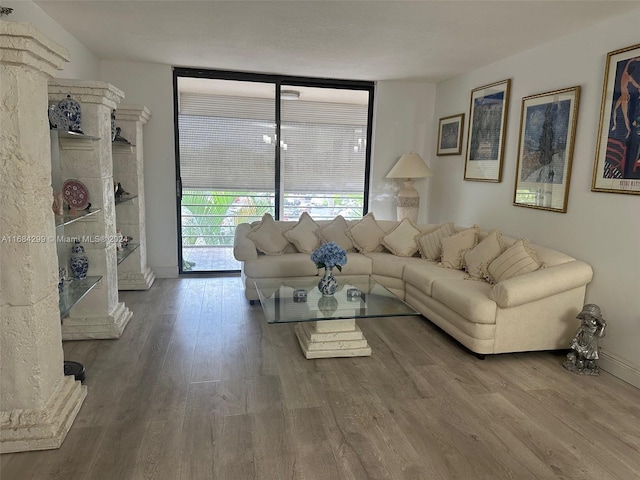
[592, 43, 640, 194]
[513, 86, 581, 213]
[436, 113, 464, 156]
[464, 79, 511, 182]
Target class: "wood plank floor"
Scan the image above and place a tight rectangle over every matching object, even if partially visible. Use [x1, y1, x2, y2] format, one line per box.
[2, 277, 639, 480]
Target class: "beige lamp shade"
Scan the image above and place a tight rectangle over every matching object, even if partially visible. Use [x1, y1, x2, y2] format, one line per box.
[386, 153, 433, 179]
[387, 153, 433, 223]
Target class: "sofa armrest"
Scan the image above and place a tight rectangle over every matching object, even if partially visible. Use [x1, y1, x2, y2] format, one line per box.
[490, 261, 593, 308]
[233, 223, 258, 261]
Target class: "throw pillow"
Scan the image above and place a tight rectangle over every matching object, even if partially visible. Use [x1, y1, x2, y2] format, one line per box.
[464, 230, 506, 280]
[347, 212, 386, 253]
[381, 218, 421, 257]
[439, 226, 479, 269]
[246, 213, 291, 255]
[416, 222, 455, 261]
[316, 215, 355, 252]
[486, 239, 542, 284]
[283, 212, 320, 254]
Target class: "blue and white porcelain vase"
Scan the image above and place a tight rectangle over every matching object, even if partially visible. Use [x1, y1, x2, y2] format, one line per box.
[318, 266, 338, 297]
[57, 94, 82, 133]
[70, 240, 89, 280]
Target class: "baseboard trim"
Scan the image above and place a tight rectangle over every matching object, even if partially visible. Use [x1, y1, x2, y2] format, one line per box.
[150, 265, 179, 278]
[599, 349, 640, 389]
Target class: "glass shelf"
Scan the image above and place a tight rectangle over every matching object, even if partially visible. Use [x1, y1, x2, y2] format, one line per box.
[117, 243, 139, 265]
[57, 131, 100, 141]
[59, 276, 102, 319]
[55, 208, 100, 229]
[112, 140, 136, 147]
[114, 194, 138, 205]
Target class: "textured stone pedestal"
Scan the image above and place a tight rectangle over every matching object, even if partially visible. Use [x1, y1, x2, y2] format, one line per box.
[294, 319, 372, 359]
[112, 105, 155, 290]
[0, 22, 86, 454]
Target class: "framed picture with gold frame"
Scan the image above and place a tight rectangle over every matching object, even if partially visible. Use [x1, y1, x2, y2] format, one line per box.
[464, 79, 511, 182]
[436, 113, 464, 156]
[513, 86, 581, 213]
[592, 43, 640, 194]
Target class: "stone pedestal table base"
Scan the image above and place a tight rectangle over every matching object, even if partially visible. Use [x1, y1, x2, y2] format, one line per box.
[294, 319, 372, 359]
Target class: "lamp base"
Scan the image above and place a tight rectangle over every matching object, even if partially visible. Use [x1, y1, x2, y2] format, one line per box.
[396, 179, 419, 223]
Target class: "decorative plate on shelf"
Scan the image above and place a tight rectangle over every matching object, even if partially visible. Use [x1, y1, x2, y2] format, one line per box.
[63, 179, 90, 210]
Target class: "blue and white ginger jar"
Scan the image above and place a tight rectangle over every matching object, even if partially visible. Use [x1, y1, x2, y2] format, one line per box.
[70, 240, 89, 279]
[57, 94, 82, 133]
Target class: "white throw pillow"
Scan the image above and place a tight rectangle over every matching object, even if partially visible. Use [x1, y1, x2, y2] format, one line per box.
[246, 213, 291, 255]
[416, 222, 455, 261]
[382, 218, 421, 257]
[464, 230, 506, 280]
[316, 215, 355, 252]
[347, 212, 386, 253]
[486, 239, 542, 283]
[283, 212, 320, 254]
[439, 226, 479, 269]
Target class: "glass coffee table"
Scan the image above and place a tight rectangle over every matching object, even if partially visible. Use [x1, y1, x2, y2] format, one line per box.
[255, 276, 418, 359]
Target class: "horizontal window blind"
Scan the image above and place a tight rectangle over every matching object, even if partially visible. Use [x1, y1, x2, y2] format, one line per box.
[178, 92, 368, 194]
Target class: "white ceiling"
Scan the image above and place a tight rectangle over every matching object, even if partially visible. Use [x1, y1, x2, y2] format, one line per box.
[34, 0, 638, 83]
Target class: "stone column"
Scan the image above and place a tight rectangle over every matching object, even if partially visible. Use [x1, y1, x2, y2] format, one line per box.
[0, 22, 86, 453]
[48, 79, 132, 340]
[112, 105, 156, 290]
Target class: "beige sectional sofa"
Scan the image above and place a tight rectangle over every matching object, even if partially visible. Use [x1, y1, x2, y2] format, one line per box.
[233, 212, 593, 356]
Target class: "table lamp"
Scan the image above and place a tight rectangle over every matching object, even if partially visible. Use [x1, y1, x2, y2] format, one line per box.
[386, 152, 433, 223]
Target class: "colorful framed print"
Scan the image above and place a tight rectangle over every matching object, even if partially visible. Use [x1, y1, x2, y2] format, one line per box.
[592, 43, 640, 194]
[464, 79, 511, 182]
[437, 113, 464, 156]
[513, 86, 581, 213]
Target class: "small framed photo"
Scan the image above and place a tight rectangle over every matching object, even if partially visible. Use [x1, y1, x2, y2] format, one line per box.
[464, 79, 511, 182]
[513, 86, 581, 213]
[437, 113, 464, 156]
[592, 43, 640, 195]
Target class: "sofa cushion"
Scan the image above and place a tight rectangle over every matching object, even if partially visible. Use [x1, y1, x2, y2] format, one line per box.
[366, 252, 429, 278]
[246, 213, 292, 255]
[431, 279, 496, 324]
[464, 229, 506, 280]
[283, 212, 320, 254]
[439, 227, 479, 269]
[403, 262, 467, 297]
[417, 222, 455, 261]
[486, 239, 542, 284]
[381, 219, 421, 257]
[347, 212, 386, 252]
[316, 215, 355, 252]
[335, 253, 373, 275]
[244, 253, 319, 278]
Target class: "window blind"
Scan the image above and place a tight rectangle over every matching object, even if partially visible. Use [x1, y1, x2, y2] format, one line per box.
[178, 91, 368, 194]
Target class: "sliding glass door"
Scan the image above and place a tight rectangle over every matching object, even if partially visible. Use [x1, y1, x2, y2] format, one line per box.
[174, 69, 373, 273]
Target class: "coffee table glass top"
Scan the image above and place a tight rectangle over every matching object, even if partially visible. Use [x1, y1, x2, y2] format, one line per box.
[255, 276, 418, 324]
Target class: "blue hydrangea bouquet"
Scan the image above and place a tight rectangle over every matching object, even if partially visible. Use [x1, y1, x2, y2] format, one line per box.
[311, 242, 347, 271]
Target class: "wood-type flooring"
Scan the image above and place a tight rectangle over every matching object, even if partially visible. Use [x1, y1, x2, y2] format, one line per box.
[2, 277, 639, 480]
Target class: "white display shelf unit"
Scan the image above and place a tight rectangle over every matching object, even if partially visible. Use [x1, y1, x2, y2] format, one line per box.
[49, 79, 132, 340]
[112, 105, 156, 290]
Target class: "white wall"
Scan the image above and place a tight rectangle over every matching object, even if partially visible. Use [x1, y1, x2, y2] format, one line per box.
[4, 0, 99, 80]
[100, 61, 178, 278]
[370, 80, 437, 222]
[431, 7, 640, 386]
